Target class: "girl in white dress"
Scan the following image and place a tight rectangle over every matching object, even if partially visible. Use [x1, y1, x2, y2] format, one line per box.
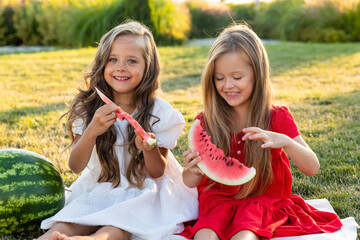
[36, 20, 198, 240]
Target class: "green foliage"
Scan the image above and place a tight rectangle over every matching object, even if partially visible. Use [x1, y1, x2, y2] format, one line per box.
[149, 0, 190, 45]
[123, 0, 153, 30]
[228, 2, 256, 24]
[252, 0, 304, 39]
[278, 1, 348, 42]
[0, 7, 6, 44]
[12, 1, 42, 45]
[0, 6, 21, 45]
[186, 0, 232, 38]
[249, 0, 360, 43]
[343, 2, 360, 41]
[62, 0, 125, 47]
[1, 0, 189, 47]
[35, 1, 70, 46]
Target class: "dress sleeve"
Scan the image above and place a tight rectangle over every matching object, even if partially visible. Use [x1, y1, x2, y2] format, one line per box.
[150, 98, 186, 150]
[270, 106, 300, 139]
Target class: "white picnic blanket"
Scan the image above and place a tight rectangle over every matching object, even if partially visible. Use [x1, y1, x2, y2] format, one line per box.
[130, 199, 359, 240]
[270, 199, 359, 240]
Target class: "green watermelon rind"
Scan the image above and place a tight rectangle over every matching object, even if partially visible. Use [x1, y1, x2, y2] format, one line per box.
[188, 119, 256, 186]
[0, 148, 65, 235]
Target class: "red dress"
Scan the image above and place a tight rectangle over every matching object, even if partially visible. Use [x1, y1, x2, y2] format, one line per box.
[179, 106, 342, 240]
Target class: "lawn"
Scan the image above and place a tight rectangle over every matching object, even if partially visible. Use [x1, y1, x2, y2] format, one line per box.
[0, 42, 359, 239]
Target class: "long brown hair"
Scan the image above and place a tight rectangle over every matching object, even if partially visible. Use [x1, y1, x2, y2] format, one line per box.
[61, 20, 161, 188]
[202, 23, 273, 199]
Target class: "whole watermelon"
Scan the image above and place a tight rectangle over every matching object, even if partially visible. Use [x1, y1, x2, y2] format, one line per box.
[0, 148, 65, 235]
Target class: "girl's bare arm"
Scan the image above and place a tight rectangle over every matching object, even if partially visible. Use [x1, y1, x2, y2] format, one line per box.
[69, 104, 118, 173]
[243, 127, 320, 176]
[135, 133, 167, 178]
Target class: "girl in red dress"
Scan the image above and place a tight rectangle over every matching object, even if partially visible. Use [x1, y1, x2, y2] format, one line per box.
[179, 23, 343, 240]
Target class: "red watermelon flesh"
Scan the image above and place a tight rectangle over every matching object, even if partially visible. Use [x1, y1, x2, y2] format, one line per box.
[188, 119, 256, 186]
[95, 87, 156, 146]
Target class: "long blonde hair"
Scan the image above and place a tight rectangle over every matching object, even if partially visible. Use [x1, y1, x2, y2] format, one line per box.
[202, 23, 273, 199]
[61, 20, 161, 188]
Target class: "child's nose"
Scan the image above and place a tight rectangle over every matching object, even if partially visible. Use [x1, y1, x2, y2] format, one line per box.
[224, 78, 234, 88]
[116, 62, 127, 72]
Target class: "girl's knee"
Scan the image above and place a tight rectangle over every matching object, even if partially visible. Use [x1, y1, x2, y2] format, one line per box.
[194, 228, 220, 240]
[95, 225, 131, 240]
[230, 230, 259, 240]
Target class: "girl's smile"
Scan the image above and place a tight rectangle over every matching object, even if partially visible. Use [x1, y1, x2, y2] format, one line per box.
[113, 75, 131, 81]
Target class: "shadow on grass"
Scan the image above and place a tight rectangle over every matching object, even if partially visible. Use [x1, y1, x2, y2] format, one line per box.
[266, 42, 360, 77]
[162, 73, 201, 92]
[291, 90, 359, 187]
[0, 102, 68, 124]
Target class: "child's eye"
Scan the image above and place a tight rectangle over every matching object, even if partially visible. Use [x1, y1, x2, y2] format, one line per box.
[128, 59, 137, 64]
[214, 75, 224, 81]
[109, 58, 117, 63]
[234, 77, 242, 80]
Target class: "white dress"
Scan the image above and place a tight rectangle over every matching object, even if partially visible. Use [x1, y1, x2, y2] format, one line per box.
[41, 97, 199, 240]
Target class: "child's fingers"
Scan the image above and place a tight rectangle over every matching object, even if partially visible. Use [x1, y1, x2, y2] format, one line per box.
[248, 132, 267, 141]
[142, 139, 156, 151]
[242, 127, 263, 140]
[243, 127, 262, 133]
[148, 132, 156, 139]
[185, 151, 200, 164]
[242, 132, 253, 141]
[186, 156, 201, 169]
[183, 149, 195, 160]
[261, 142, 272, 148]
[182, 149, 192, 158]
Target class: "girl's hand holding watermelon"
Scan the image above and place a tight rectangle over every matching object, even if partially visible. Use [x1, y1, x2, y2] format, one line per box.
[182, 149, 203, 188]
[134, 131, 168, 179]
[86, 104, 119, 137]
[68, 104, 119, 174]
[135, 132, 157, 152]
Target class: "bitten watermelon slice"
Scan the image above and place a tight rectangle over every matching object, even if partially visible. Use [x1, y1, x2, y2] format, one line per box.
[95, 87, 156, 146]
[188, 119, 256, 186]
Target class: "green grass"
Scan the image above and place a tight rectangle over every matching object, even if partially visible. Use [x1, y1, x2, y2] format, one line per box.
[0, 42, 359, 239]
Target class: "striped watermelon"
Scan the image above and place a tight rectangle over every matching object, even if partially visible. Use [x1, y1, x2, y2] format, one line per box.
[0, 149, 65, 235]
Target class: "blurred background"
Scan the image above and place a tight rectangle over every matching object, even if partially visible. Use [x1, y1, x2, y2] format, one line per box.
[0, 0, 359, 47]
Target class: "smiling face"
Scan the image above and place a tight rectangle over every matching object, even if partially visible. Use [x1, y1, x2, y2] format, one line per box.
[214, 51, 255, 112]
[104, 35, 146, 104]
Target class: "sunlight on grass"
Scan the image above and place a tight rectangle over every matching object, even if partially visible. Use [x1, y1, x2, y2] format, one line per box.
[0, 42, 359, 239]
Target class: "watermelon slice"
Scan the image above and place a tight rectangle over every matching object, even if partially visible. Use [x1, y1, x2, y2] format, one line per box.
[95, 87, 156, 146]
[188, 119, 256, 186]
